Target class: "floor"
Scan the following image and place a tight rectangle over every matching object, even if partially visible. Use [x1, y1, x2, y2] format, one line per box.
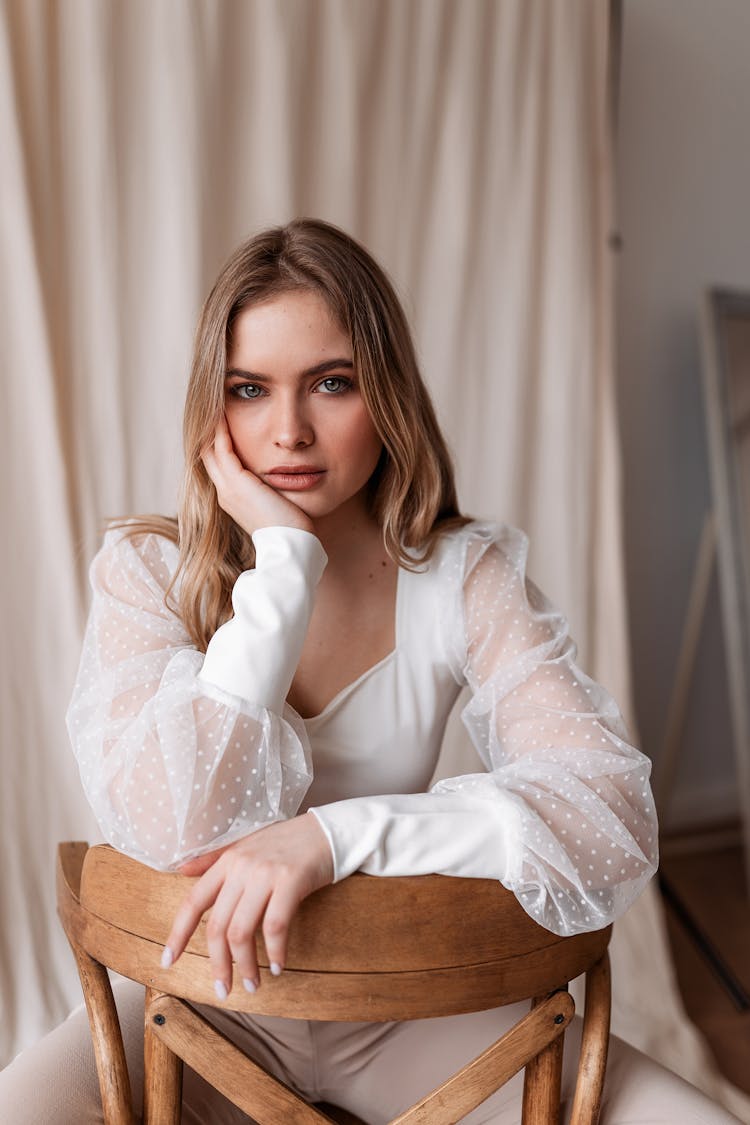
[658, 825, 750, 1096]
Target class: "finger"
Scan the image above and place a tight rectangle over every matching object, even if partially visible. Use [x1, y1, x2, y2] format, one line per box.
[213, 413, 234, 453]
[201, 443, 220, 484]
[163, 864, 225, 966]
[200, 415, 223, 458]
[203, 878, 246, 999]
[261, 882, 302, 976]
[202, 440, 239, 492]
[201, 414, 233, 468]
[226, 886, 272, 992]
[211, 422, 246, 477]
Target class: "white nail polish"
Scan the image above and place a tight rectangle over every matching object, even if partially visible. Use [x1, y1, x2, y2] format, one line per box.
[243, 978, 257, 993]
[270, 962, 282, 977]
[214, 980, 228, 1000]
[161, 947, 174, 969]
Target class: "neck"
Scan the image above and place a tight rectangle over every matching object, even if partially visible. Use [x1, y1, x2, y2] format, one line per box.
[309, 494, 383, 564]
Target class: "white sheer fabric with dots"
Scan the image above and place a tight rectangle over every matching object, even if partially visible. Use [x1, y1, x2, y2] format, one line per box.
[432, 524, 658, 934]
[67, 530, 313, 869]
[68, 520, 657, 938]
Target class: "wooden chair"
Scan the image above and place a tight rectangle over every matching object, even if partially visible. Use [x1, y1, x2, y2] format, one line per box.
[57, 842, 612, 1125]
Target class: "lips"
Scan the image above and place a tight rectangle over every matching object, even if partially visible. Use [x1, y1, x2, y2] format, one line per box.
[263, 465, 327, 491]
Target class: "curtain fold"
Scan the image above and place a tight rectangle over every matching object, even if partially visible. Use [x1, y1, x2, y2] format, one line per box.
[3, 2, 742, 1112]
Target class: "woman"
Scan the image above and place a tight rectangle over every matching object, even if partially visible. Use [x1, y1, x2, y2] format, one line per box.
[2, 219, 738, 1122]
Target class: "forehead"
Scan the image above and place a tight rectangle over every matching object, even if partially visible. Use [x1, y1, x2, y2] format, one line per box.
[228, 290, 351, 368]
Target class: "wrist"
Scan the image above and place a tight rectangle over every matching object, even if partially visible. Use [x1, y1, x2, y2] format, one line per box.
[303, 811, 335, 885]
[256, 512, 314, 535]
[232, 506, 315, 539]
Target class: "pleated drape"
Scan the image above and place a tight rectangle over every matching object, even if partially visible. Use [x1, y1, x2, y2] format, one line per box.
[3, 3, 740, 1110]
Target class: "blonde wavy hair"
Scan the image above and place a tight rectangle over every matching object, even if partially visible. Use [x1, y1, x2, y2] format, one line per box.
[125, 218, 467, 650]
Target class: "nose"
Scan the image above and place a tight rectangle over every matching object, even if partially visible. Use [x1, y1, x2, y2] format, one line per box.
[273, 393, 314, 450]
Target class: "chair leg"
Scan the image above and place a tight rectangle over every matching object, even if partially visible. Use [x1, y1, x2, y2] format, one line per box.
[71, 945, 136, 1125]
[521, 991, 566, 1125]
[570, 953, 611, 1125]
[146, 992, 332, 1124]
[143, 988, 183, 1125]
[57, 843, 134, 1124]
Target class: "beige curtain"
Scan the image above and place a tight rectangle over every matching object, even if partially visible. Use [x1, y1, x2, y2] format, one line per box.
[2, 1, 745, 1115]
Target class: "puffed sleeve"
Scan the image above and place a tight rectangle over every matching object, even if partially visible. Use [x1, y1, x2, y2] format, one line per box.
[66, 524, 327, 871]
[310, 523, 658, 936]
[434, 524, 658, 933]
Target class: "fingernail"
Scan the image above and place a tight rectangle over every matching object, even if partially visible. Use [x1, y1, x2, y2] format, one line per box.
[270, 962, 282, 977]
[214, 980, 228, 1000]
[161, 947, 174, 969]
[243, 978, 258, 993]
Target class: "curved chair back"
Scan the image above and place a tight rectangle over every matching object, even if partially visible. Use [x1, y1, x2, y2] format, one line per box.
[58, 842, 611, 1125]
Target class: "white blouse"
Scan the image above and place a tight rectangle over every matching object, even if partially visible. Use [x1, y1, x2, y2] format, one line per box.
[67, 521, 658, 937]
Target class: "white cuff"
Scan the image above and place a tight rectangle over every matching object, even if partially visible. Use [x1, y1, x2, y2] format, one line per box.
[308, 792, 518, 883]
[198, 526, 327, 711]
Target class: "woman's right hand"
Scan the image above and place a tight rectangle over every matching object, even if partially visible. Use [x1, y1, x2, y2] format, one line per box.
[163, 813, 334, 996]
[202, 415, 314, 538]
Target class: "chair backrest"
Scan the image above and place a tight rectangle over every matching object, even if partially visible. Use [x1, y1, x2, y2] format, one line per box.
[57, 842, 612, 1124]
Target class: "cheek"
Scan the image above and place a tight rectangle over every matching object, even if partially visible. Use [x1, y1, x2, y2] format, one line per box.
[343, 411, 382, 470]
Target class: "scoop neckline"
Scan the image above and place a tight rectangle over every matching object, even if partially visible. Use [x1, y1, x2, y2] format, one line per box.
[292, 563, 405, 725]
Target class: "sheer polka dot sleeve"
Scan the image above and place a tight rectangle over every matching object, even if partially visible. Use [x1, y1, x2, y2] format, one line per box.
[66, 527, 323, 871]
[433, 523, 658, 935]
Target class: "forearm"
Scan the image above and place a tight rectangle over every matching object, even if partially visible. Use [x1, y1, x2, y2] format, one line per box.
[309, 791, 519, 882]
[199, 526, 327, 710]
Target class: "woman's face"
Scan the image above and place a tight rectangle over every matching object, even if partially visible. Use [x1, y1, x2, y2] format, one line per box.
[223, 289, 383, 525]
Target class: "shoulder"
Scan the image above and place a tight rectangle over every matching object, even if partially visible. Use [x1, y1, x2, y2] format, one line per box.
[432, 520, 571, 675]
[91, 520, 181, 610]
[429, 519, 531, 586]
[408, 521, 531, 676]
[433, 517, 559, 627]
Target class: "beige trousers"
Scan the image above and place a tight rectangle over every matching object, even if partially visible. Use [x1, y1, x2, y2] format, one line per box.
[0, 979, 740, 1124]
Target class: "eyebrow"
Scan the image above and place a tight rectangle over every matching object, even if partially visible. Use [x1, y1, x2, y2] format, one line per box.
[225, 359, 354, 381]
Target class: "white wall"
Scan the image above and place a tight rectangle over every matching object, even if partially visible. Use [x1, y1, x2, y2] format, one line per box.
[616, 0, 750, 828]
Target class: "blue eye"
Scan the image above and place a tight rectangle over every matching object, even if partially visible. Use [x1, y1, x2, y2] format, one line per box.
[230, 383, 264, 400]
[317, 376, 351, 394]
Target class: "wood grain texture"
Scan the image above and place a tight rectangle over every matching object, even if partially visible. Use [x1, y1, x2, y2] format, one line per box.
[521, 994, 567, 1125]
[79, 845, 611, 972]
[62, 896, 608, 1020]
[570, 954, 611, 1125]
[72, 944, 136, 1125]
[57, 845, 136, 1125]
[143, 988, 182, 1125]
[146, 994, 335, 1124]
[58, 842, 612, 1125]
[79, 846, 611, 976]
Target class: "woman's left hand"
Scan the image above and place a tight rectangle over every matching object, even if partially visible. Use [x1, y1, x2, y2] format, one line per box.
[162, 813, 334, 999]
